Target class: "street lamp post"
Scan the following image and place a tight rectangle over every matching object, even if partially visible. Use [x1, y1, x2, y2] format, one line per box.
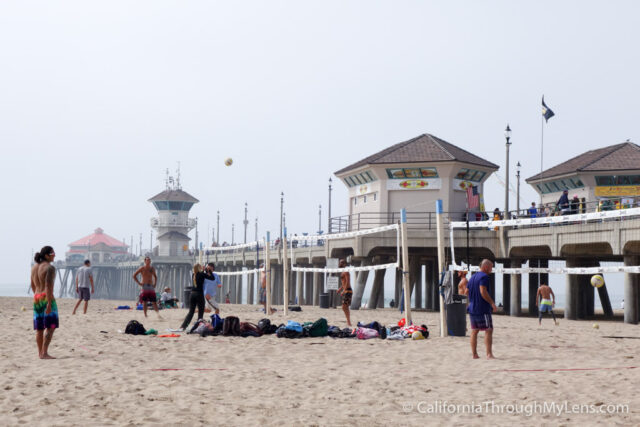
[516, 161, 521, 215]
[318, 204, 322, 233]
[280, 192, 284, 243]
[231, 224, 235, 245]
[243, 202, 248, 244]
[504, 124, 512, 219]
[254, 217, 258, 242]
[328, 177, 333, 233]
[216, 210, 220, 245]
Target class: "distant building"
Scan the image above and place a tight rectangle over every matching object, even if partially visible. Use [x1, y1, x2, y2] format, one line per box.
[149, 176, 198, 257]
[334, 133, 499, 222]
[526, 141, 640, 207]
[66, 227, 129, 264]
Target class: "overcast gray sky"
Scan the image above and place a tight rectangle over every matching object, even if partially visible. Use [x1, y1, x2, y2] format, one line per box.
[1, 1, 639, 286]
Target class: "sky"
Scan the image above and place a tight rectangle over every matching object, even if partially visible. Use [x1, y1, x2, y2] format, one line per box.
[1, 1, 639, 286]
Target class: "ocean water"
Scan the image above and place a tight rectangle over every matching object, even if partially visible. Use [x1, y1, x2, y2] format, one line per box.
[0, 284, 31, 297]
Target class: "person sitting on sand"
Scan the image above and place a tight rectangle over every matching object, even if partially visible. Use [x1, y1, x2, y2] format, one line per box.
[160, 287, 179, 308]
[336, 259, 353, 326]
[467, 259, 497, 359]
[536, 283, 558, 326]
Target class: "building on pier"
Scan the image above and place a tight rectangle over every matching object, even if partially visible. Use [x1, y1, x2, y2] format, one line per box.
[333, 133, 499, 226]
[527, 141, 640, 207]
[66, 227, 129, 264]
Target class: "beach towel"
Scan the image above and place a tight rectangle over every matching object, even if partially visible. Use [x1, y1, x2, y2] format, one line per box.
[158, 334, 181, 338]
[356, 327, 379, 340]
[285, 321, 303, 333]
[116, 305, 131, 310]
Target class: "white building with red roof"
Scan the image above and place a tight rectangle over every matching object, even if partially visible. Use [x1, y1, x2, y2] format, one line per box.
[66, 227, 129, 264]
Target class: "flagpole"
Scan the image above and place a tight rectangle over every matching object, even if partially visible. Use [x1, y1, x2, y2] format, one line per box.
[540, 115, 544, 173]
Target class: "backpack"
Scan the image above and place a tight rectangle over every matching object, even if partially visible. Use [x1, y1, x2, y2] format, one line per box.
[308, 318, 328, 337]
[210, 314, 224, 332]
[125, 320, 146, 335]
[275, 325, 302, 339]
[288, 305, 302, 312]
[258, 318, 278, 335]
[239, 322, 262, 337]
[222, 316, 241, 336]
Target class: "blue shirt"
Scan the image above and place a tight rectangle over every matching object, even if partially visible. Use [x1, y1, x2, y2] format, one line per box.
[467, 271, 492, 315]
[203, 272, 221, 298]
[528, 206, 537, 218]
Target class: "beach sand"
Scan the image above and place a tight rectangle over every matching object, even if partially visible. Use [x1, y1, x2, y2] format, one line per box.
[1, 296, 639, 426]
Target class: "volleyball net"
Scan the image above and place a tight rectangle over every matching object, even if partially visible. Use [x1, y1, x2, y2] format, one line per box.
[289, 223, 401, 274]
[448, 207, 640, 275]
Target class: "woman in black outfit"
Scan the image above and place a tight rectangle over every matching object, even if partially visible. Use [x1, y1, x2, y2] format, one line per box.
[180, 263, 206, 330]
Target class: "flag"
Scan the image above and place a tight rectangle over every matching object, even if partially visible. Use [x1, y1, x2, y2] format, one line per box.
[466, 185, 479, 210]
[542, 96, 555, 122]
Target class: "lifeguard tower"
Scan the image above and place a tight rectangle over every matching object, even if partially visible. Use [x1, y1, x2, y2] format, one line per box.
[149, 170, 199, 257]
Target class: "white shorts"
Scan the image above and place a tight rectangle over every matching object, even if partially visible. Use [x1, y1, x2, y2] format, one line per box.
[206, 298, 219, 311]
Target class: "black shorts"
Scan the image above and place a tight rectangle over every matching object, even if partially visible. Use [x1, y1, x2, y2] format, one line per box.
[342, 290, 353, 307]
[78, 287, 91, 301]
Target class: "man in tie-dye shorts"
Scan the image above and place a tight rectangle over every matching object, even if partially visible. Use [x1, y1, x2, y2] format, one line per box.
[31, 246, 59, 359]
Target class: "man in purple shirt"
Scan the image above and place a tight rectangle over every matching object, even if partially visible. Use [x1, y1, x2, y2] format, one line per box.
[467, 259, 498, 359]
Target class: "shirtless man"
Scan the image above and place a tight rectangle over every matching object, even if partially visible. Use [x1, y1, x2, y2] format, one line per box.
[31, 246, 59, 359]
[457, 271, 469, 296]
[133, 256, 160, 317]
[260, 264, 276, 314]
[336, 259, 353, 326]
[536, 283, 558, 325]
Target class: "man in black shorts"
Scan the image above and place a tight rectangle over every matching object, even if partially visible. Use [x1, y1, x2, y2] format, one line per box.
[337, 259, 353, 326]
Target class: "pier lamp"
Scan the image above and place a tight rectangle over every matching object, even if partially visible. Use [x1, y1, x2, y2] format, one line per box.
[504, 124, 512, 219]
[243, 202, 248, 244]
[318, 204, 322, 234]
[280, 192, 284, 243]
[216, 210, 220, 245]
[516, 162, 521, 215]
[328, 177, 333, 233]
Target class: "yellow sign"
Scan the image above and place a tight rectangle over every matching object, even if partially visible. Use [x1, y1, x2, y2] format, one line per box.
[183, 245, 189, 251]
[595, 186, 640, 197]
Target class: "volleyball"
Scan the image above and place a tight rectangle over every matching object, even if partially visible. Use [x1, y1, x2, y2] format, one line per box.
[590, 274, 605, 288]
[224, 158, 233, 166]
[593, 323, 600, 329]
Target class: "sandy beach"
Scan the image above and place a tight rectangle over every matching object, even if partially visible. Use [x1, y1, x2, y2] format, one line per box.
[2, 296, 640, 426]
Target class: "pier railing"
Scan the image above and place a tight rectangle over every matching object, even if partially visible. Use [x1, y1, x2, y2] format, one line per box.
[329, 211, 464, 233]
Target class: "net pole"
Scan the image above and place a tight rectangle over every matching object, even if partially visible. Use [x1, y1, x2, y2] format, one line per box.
[283, 230, 289, 317]
[265, 232, 272, 316]
[436, 200, 448, 337]
[401, 209, 412, 325]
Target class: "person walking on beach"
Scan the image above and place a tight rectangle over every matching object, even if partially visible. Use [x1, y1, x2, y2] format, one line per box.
[457, 270, 468, 296]
[203, 262, 222, 315]
[133, 256, 160, 317]
[467, 259, 497, 359]
[536, 283, 558, 326]
[336, 259, 353, 326]
[31, 246, 59, 359]
[179, 263, 206, 331]
[260, 264, 275, 314]
[72, 260, 94, 315]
